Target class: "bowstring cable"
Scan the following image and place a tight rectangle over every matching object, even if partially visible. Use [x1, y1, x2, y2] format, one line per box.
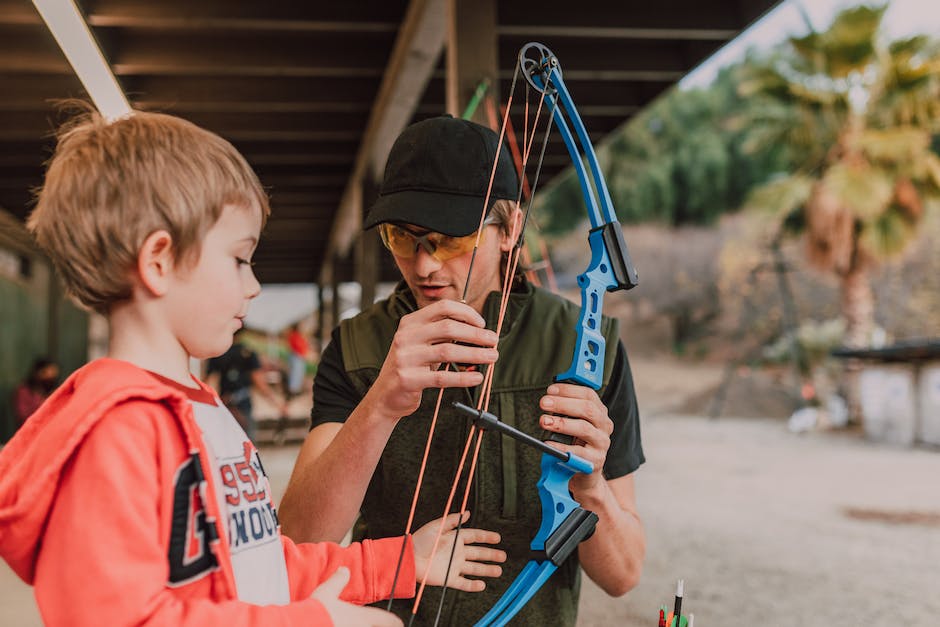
[385, 381, 449, 611]
[404, 52, 560, 623]
[423, 67, 561, 627]
[402, 65, 521, 624]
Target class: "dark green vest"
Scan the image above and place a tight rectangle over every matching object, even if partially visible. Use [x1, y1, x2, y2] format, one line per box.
[339, 282, 620, 627]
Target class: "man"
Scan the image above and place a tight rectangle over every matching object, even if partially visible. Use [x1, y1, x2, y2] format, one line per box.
[280, 116, 645, 625]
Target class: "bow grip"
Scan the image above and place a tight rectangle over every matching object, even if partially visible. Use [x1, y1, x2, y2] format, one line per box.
[530, 451, 593, 554]
[556, 224, 631, 389]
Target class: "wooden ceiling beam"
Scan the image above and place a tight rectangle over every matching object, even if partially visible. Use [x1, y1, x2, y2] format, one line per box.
[0, 25, 73, 74]
[501, 68, 682, 82]
[120, 75, 382, 103]
[112, 65, 385, 79]
[265, 206, 343, 220]
[496, 36, 721, 73]
[498, 1, 770, 31]
[214, 130, 361, 142]
[246, 152, 355, 167]
[132, 100, 372, 115]
[498, 25, 735, 41]
[104, 30, 395, 73]
[166, 110, 370, 136]
[83, 0, 410, 25]
[0, 74, 88, 103]
[87, 16, 399, 33]
[0, 2, 41, 25]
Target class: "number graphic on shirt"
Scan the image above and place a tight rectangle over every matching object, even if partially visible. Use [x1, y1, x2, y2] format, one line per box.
[220, 464, 240, 506]
[168, 455, 217, 585]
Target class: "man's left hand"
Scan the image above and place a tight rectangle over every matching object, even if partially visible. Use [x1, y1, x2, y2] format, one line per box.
[538, 383, 613, 504]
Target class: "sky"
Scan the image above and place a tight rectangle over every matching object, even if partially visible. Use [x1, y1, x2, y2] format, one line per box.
[681, 0, 940, 89]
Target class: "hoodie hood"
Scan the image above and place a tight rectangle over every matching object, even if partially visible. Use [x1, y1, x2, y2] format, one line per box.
[0, 359, 198, 584]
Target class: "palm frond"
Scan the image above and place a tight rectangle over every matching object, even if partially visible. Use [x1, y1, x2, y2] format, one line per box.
[789, 4, 886, 78]
[855, 127, 930, 165]
[858, 205, 917, 258]
[746, 173, 814, 216]
[823, 162, 894, 221]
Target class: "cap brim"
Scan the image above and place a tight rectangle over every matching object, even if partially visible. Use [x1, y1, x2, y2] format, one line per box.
[363, 189, 493, 237]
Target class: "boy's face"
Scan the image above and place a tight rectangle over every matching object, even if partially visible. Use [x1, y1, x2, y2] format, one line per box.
[164, 203, 262, 359]
[391, 220, 513, 314]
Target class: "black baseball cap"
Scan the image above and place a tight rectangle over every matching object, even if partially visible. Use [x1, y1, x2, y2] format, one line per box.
[363, 116, 519, 237]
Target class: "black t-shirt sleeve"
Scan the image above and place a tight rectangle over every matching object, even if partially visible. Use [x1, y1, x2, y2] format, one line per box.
[246, 350, 261, 372]
[600, 340, 645, 480]
[310, 327, 361, 428]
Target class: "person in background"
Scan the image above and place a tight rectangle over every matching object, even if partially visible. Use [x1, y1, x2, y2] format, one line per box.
[206, 329, 289, 442]
[13, 358, 60, 426]
[285, 323, 311, 399]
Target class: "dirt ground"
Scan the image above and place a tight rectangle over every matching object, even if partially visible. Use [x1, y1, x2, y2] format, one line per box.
[2, 356, 938, 626]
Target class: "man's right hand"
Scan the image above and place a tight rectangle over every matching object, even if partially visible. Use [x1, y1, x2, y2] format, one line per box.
[366, 300, 498, 421]
[312, 567, 403, 626]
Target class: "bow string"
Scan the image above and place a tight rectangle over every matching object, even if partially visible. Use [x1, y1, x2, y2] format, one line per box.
[391, 42, 639, 627]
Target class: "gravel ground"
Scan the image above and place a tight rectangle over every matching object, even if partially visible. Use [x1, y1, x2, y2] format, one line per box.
[577, 414, 940, 627]
[3, 359, 938, 626]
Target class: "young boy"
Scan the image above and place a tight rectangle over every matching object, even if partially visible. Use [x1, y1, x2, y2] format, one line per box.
[0, 109, 504, 626]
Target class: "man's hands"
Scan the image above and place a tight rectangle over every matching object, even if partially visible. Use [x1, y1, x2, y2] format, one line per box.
[365, 300, 499, 422]
[413, 511, 506, 592]
[539, 383, 614, 505]
[312, 567, 403, 626]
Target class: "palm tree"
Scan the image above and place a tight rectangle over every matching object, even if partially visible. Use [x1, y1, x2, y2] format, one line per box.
[739, 4, 940, 348]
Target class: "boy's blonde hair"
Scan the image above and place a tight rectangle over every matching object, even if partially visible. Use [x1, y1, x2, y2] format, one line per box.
[28, 107, 270, 314]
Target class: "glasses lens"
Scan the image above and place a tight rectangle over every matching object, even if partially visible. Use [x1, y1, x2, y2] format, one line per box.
[428, 232, 477, 261]
[379, 224, 417, 258]
[379, 223, 490, 261]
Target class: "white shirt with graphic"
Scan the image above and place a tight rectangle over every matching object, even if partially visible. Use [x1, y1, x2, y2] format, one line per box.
[155, 372, 290, 605]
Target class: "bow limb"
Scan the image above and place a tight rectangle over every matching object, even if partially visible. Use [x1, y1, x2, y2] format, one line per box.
[521, 43, 638, 389]
[418, 42, 641, 627]
[462, 42, 640, 626]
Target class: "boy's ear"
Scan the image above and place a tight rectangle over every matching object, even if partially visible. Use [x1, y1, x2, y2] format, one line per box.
[137, 230, 176, 296]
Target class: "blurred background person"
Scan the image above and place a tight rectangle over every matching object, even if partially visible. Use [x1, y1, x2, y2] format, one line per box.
[206, 330, 287, 443]
[12, 358, 59, 427]
[285, 323, 311, 400]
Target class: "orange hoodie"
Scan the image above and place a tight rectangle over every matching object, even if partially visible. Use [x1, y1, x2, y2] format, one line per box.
[0, 358, 415, 626]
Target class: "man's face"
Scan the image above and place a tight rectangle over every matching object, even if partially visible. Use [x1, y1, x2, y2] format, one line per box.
[387, 219, 516, 313]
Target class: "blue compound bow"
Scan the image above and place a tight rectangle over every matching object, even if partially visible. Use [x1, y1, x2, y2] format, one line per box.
[449, 42, 639, 627]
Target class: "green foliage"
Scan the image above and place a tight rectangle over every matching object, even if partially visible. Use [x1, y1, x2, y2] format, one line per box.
[762, 318, 846, 367]
[823, 162, 894, 220]
[536, 2, 940, 244]
[740, 2, 940, 265]
[538, 65, 791, 233]
[788, 5, 885, 78]
[746, 173, 814, 218]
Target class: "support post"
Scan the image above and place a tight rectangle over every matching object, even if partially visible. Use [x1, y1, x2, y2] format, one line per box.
[446, 0, 499, 125]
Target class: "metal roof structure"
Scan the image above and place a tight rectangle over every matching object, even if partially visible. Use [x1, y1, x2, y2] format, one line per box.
[0, 0, 782, 284]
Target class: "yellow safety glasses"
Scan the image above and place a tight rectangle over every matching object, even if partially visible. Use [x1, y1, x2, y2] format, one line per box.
[378, 219, 496, 262]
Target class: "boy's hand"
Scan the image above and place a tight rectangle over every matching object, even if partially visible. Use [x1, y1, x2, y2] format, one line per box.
[413, 511, 505, 592]
[312, 567, 403, 626]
